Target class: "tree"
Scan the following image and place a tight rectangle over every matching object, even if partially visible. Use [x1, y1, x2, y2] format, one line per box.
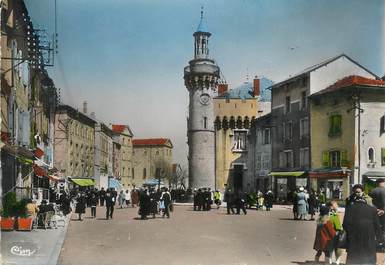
[170, 165, 187, 189]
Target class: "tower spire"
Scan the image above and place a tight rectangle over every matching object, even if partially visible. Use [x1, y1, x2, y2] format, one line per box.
[201, 6, 204, 19]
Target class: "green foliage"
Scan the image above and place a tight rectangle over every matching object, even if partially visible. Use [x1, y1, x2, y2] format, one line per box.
[2, 192, 17, 218]
[14, 199, 29, 218]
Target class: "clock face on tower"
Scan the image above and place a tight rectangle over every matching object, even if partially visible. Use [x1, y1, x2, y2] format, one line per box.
[199, 93, 211, 105]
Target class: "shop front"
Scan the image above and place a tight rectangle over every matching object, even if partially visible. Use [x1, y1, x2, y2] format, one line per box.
[309, 168, 350, 201]
[269, 171, 308, 202]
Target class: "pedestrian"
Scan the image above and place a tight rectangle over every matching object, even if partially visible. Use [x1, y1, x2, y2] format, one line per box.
[149, 189, 158, 218]
[197, 188, 205, 211]
[118, 190, 125, 209]
[105, 189, 115, 220]
[99, 187, 106, 206]
[264, 190, 274, 211]
[308, 189, 317, 220]
[257, 191, 264, 211]
[224, 188, 235, 214]
[319, 190, 326, 206]
[139, 189, 151, 220]
[193, 188, 198, 211]
[125, 189, 131, 207]
[75, 193, 86, 221]
[131, 187, 139, 208]
[292, 188, 299, 220]
[369, 178, 385, 235]
[60, 192, 72, 216]
[296, 187, 308, 220]
[160, 187, 172, 218]
[313, 205, 336, 264]
[327, 200, 344, 265]
[111, 188, 118, 206]
[343, 184, 383, 265]
[90, 193, 98, 218]
[214, 190, 221, 209]
[235, 191, 247, 215]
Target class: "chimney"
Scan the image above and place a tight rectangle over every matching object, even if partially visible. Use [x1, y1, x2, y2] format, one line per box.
[253, 77, 260, 97]
[83, 101, 88, 114]
[218, 83, 228, 96]
[90, 112, 96, 119]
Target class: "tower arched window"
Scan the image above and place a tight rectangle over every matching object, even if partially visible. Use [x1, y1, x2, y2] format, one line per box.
[368, 148, 374, 163]
[143, 168, 147, 179]
[204, 117, 207, 129]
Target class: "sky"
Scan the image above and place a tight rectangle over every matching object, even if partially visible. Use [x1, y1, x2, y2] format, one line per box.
[25, 0, 384, 168]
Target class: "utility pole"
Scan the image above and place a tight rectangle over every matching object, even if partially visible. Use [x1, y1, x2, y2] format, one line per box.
[348, 90, 363, 184]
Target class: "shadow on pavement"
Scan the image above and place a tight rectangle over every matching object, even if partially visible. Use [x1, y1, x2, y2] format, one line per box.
[291, 261, 345, 265]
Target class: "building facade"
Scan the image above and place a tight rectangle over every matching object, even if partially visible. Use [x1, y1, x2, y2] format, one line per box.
[54, 105, 95, 180]
[310, 76, 385, 199]
[111, 125, 134, 188]
[132, 138, 173, 187]
[184, 12, 220, 189]
[246, 113, 272, 193]
[94, 122, 113, 190]
[270, 54, 377, 200]
[214, 78, 271, 192]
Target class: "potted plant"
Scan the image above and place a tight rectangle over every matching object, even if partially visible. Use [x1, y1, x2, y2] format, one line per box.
[1, 192, 17, 231]
[15, 199, 33, 231]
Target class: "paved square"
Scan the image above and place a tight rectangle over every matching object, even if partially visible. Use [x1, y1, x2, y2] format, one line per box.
[59, 205, 326, 265]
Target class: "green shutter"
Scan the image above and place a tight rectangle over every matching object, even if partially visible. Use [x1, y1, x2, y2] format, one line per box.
[322, 151, 330, 167]
[382, 148, 385, 166]
[341, 150, 348, 167]
[329, 116, 334, 136]
[335, 115, 342, 135]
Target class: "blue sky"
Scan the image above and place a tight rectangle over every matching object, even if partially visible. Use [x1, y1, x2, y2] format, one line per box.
[26, 0, 384, 167]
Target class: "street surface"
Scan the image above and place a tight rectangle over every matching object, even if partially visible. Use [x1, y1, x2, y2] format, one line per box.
[58, 205, 336, 265]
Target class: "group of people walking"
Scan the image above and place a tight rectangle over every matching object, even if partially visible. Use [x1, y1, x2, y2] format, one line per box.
[137, 187, 173, 220]
[313, 180, 385, 265]
[292, 187, 319, 220]
[193, 188, 221, 211]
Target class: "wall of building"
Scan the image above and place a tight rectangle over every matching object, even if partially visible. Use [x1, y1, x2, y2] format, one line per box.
[133, 145, 173, 187]
[120, 134, 133, 188]
[309, 56, 376, 95]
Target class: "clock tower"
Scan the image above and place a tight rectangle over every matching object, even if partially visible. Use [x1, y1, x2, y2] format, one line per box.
[184, 10, 220, 189]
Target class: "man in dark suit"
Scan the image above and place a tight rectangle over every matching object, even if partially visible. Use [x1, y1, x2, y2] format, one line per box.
[105, 189, 114, 220]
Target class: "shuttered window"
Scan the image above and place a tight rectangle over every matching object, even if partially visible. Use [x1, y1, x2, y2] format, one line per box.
[329, 114, 342, 136]
[382, 148, 385, 166]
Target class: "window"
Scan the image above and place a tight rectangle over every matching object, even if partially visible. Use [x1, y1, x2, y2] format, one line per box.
[282, 122, 285, 142]
[329, 114, 342, 136]
[285, 96, 291, 114]
[330, 151, 341, 168]
[262, 154, 270, 169]
[381, 116, 385, 135]
[132, 168, 135, 179]
[143, 168, 147, 179]
[255, 153, 262, 170]
[279, 150, 293, 168]
[300, 118, 309, 138]
[203, 117, 207, 129]
[285, 122, 293, 140]
[155, 168, 161, 178]
[368, 148, 374, 163]
[301, 91, 307, 110]
[300, 148, 309, 167]
[156, 150, 159, 155]
[263, 129, 270, 144]
[232, 130, 247, 151]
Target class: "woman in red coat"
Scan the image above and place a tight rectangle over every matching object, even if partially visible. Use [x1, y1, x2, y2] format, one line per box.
[313, 206, 336, 264]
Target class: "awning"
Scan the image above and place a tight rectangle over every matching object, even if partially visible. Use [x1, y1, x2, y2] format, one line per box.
[143, 178, 164, 186]
[108, 178, 123, 190]
[363, 171, 385, 178]
[70, 178, 95, 186]
[269, 171, 305, 177]
[309, 168, 350, 178]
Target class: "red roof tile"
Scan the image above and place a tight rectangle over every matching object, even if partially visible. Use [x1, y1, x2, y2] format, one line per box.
[314, 75, 385, 96]
[133, 138, 171, 147]
[112, 125, 127, 133]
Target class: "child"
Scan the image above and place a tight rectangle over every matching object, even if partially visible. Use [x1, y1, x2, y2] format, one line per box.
[328, 201, 343, 265]
[313, 205, 336, 264]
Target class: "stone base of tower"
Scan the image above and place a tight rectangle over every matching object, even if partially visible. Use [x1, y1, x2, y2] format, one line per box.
[188, 131, 215, 189]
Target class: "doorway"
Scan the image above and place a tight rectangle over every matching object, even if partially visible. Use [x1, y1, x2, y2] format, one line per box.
[233, 165, 243, 191]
